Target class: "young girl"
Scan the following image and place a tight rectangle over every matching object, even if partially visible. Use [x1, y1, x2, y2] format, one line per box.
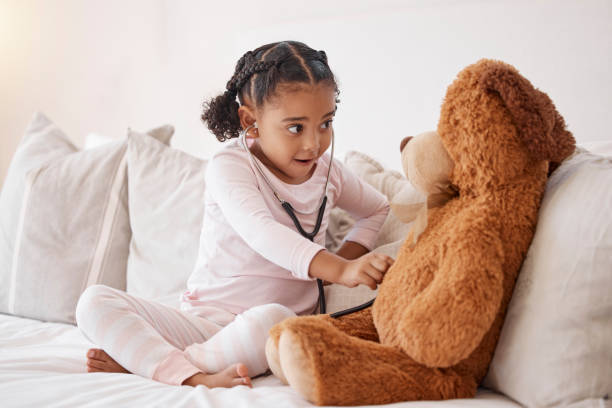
[76, 40, 393, 389]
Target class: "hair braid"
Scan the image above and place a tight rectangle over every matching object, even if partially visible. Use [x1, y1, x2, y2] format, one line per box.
[317, 50, 328, 64]
[232, 60, 278, 93]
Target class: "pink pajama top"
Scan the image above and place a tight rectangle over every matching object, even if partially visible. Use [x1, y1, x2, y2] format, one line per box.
[180, 140, 389, 318]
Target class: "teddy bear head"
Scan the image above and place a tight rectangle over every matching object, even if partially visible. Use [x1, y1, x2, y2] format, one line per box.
[434, 59, 575, 194]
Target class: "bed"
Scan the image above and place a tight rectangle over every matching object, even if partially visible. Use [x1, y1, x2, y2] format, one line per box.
[0, 299, 521, 408]
[0, 113, 610, 407]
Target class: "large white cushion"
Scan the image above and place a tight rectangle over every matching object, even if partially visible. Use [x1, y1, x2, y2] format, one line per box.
[483, 147, 612, 407]
[126, 131, 208, 299]
[581, 140, 612, 157]
[0, 112, 173, 324]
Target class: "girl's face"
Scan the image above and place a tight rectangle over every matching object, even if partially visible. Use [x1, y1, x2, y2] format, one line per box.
[244, 83, 337, 185]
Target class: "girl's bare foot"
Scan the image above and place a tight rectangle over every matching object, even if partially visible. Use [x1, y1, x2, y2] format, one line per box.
[86, 348, 130, 374]
[86, 348, 251, 389]
[182, 363, 252, 388]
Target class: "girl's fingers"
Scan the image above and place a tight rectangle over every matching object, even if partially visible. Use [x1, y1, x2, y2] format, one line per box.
[343, 279, 359, 288]
[369, 257, 390, 273]
[370, 255, 395, 275]
[365, 265, 384, 283]
[375, 253, 395, 266]
[359, 272, 378, 290]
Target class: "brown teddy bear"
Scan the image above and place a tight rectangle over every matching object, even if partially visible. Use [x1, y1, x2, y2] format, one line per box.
[265, 59, 576, 406]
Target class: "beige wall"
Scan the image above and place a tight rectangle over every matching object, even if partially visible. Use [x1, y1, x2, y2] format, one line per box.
[1, 0, 611, 189]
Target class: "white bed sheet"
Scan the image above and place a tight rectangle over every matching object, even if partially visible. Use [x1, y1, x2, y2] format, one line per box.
[0, 313, 520, 408]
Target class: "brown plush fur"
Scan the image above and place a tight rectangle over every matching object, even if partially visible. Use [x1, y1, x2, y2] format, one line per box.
[267, 59, 575, 406]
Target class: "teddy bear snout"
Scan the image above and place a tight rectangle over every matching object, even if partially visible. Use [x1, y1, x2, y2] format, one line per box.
[400, 136, 413, 153]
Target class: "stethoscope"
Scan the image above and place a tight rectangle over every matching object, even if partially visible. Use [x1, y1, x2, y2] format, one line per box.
[240, 124, 374, 318]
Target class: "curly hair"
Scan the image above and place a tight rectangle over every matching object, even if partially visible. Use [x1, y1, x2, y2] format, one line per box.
[201, 41, 340, 142]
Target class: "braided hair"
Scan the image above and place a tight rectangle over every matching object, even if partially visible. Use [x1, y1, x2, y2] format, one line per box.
[202, 41, 340, 142]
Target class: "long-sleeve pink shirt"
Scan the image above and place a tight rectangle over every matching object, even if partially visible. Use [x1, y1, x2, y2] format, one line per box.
[181, 140, 389, 317]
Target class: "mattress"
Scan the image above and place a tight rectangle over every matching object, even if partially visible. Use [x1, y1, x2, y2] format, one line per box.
[0, 312, 520, 408]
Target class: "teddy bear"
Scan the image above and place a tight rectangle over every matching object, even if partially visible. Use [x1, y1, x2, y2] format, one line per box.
[264, 59, 576, 406]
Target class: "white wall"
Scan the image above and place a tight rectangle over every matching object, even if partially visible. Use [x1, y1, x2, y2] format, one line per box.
[1, 0, 610, 187]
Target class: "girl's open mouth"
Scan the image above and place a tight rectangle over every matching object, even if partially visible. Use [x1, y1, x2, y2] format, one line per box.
[294, 158, 313, 165]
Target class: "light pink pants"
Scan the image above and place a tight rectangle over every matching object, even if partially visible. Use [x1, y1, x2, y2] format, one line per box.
[75, 284, 295, 385]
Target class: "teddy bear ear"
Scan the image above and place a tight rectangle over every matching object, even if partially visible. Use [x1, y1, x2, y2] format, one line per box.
[478, 63, 575, 164]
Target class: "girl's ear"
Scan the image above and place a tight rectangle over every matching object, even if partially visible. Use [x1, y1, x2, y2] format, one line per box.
[238, 105, 258, 135]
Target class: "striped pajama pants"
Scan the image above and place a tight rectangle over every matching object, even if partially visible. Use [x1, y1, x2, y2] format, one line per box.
[75, 284, 295, 386]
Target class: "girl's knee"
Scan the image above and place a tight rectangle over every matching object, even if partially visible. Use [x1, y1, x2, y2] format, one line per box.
[75, 284, 116, 326]
[251, 303, 296, 324]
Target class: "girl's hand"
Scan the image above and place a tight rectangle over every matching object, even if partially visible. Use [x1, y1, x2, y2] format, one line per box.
[338, 253, 394, 290]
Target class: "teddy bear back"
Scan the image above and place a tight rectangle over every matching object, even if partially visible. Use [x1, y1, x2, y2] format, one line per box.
[437, 59, 575, 195]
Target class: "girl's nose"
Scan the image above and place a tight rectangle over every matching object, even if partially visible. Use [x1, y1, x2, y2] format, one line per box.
[400, 136, 413, 152]
[303, 131, 320, 152]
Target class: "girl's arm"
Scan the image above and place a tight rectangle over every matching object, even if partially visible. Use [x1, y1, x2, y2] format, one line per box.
[308, 247, 393, 290]
[336, 241, 369, 260]
[319, 241, 368, 285]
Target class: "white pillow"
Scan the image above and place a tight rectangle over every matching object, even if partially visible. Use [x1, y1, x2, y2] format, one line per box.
[483, 147, 612, 407]
[0, 112, 173, 324]
[581, 140, 612, 157]
[83, 133, 115, 149]
[324, 150, 415, 314]
[325, 207, 355, 254]
[126, 131, 208, 300]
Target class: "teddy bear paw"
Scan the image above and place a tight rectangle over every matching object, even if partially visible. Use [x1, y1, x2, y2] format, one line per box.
[278, 330, 316, 402]
[265, 336, 288, 384]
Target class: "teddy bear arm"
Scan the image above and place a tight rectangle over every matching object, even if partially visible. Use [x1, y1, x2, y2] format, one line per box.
[398, 228, 504, 367]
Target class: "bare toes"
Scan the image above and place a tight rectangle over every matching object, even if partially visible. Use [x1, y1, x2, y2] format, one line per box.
[106, 359, 129, 373]
[235, 363, 249, 378]
[232, 377, 252, 388]
[86, 360, 104, 372]
[87, 348, 105, 360]
[232, 364, 251, 388]
[85, 349, 129, 374]
[87, 357, 104, 369]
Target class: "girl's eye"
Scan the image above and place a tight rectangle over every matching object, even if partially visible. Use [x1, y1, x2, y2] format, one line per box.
[288, 124, 303, 134]
[321, 119, 334, 129]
